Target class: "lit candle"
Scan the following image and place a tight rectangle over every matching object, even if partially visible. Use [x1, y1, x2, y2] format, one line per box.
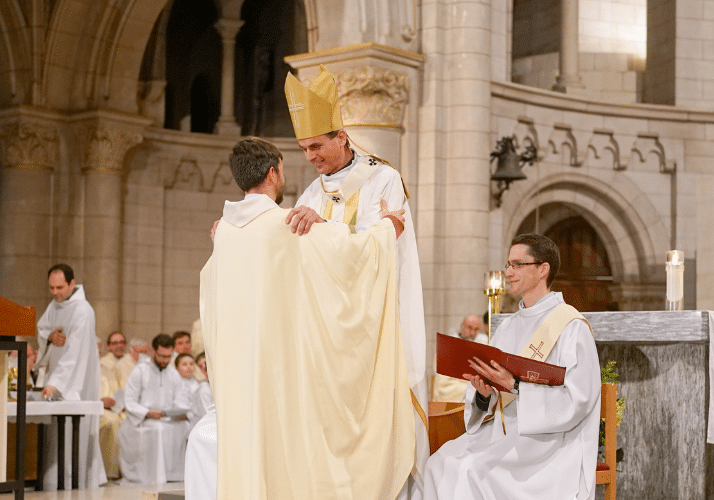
[484, 271, 505, 294]
[484, 271, 506, 343]
[665, 250, 684, 310]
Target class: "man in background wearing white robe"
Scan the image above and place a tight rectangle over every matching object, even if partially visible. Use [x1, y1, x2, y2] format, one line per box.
[284, 66, 428, 500]
[424, 234, 600, 500]
[119, 333, 190, 484]
[191, 137, 414, 500]
[431, 315, 488, 403]
[34, 263, 107, 489]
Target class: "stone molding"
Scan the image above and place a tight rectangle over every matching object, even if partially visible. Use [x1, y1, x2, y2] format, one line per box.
[335, 66, 409, 128]
[0, 119, 58, 172]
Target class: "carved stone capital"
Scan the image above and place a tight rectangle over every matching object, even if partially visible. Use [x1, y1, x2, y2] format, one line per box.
[0, 120, 58, 172]
[335, 67, 409, 128]
[76, 124, 144, 174]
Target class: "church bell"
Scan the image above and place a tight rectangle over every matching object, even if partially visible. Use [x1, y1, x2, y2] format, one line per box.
[491, 137, 528, 183]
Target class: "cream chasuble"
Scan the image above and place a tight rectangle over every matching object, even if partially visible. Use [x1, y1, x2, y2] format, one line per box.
[296, 151, 429, 492]
[200, 195, 414, 500]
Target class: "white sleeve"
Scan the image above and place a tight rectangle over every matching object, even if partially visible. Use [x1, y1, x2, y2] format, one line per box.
[516, 320, 600, 435]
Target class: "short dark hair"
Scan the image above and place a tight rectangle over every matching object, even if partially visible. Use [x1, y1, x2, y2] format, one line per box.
[48, 263, 74, 283]
[172, 330, 191, 342]
[174, 352, 194, 368]
[107, 331, 126, 345]
[325, 129, 350, 146]
[196, 351, 206, 364]
[152, 333, 174, 351]
[511, 233, 560, 287]
[228, 138, 283, 191]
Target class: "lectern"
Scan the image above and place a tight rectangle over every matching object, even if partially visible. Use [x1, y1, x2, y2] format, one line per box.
[0, 296, 36, 500]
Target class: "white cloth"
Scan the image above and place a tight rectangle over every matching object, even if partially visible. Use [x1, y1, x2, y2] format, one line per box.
[424, 292, 601, 500]
[190, 381, 214, 426]
[35, 284, 107, 489]
[185, 409, 217, 500]
[119, 360, 190, 484]
[296, 150, 429, 494]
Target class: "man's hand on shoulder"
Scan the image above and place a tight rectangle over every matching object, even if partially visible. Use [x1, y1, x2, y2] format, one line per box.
[210, 220, 220, 243]
[285, 206, 324, 235]
[380, 199, 405, 238]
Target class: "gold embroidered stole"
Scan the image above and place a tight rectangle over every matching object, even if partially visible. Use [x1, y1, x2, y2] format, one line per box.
[319, 156, 379, 225]
[319, 156, 428, 431]
[498, 303, 591, 410]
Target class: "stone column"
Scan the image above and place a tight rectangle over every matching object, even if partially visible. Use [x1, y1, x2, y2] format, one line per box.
[0, 115, 59, 311]
[553, 0, 583, 92]
[285, 44, 423, 177]
[213, 18, 243, 136]
[73, 117, 145, 337]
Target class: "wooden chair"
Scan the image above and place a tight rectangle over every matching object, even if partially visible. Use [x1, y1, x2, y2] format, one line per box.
[427, 383, 617, 500]
[597, 382, 617, 500]
[427, 401, 465, 454]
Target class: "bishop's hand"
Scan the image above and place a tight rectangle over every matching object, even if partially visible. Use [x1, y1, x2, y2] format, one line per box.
[380, 199, 405, 238]
[285, 206, 324, 235]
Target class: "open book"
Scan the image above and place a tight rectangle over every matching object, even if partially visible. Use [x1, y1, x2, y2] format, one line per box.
[436, 332, 566, 393]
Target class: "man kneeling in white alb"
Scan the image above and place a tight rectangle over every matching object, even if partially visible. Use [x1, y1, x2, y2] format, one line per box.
[119, 333, 190, 484]
[424, 233, 601, 500]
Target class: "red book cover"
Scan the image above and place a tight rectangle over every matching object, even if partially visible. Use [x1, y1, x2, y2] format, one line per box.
[436, 332, 566, 393]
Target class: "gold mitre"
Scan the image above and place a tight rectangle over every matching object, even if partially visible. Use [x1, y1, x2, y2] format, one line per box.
[284, 65, 344, 140]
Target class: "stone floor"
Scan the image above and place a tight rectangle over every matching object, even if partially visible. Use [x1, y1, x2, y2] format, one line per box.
[0, 483, 184, 500]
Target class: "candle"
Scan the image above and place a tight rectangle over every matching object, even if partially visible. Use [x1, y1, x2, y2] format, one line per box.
[484, 271, 505, 294]
[665, 250, 684, 310]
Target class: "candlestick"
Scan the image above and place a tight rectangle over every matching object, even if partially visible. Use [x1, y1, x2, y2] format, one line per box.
[484, 271, 506, 343]
[665, 250, 684, 311]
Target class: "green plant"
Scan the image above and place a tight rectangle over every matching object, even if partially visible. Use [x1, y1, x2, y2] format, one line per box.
[600, 360, 626, 464]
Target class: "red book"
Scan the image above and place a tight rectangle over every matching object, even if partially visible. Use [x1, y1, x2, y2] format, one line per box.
[436, 332, 566, 393]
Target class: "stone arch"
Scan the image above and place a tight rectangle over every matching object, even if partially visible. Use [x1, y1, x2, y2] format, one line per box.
[502, 171, 669, 284]
[0, 0, 31, 106]
[42, 0, 171, 112]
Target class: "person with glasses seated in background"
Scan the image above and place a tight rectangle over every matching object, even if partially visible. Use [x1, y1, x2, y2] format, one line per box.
[423, 233, 601, 500]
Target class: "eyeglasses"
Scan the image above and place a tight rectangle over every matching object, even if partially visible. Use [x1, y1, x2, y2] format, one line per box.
[504, 261, 542, 270]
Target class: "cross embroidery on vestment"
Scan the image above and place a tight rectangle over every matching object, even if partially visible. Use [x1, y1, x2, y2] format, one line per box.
[368, 158, 377, 166]
[529, 341, 545, 359]
[331, 195, 341, 202]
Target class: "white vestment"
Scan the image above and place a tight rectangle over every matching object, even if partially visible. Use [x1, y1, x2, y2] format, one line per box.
[195, 194, 414, 500]
[190, 380, 213, 426]
[119, 360, 190, 484]
[296, 150, 428, 496]
[35, 284, 107, 489]
[185, 409, 217, 500]
[424, 292, 600, 500]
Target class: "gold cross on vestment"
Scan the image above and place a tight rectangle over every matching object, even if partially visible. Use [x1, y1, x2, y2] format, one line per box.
[529, 341, 545, 359]
[286, 87, 304, 135]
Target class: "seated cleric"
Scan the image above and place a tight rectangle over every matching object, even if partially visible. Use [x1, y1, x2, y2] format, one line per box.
[424, 233, 601, 500]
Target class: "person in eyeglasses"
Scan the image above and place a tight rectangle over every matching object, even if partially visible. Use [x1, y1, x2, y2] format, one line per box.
[424, 233, 601, 500]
